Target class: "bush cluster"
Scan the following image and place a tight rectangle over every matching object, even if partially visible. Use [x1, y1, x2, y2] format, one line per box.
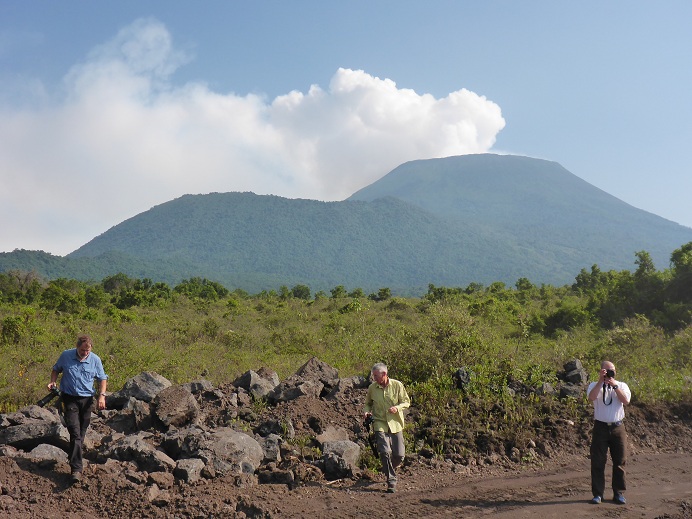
[1, 246, 691, 456]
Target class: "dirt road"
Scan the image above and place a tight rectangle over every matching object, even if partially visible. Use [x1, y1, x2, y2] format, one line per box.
[1, 385, 690, 518]
[0, 444, 690, 518]
[257, 451, 691, 518]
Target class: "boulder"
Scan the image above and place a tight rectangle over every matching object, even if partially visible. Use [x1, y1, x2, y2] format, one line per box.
[315, 426, 350, 446]
[235, 388, 252, 407]
[233, 369, 280, 400]
[162, 426, 263, 477]
[257, 463, 295, 488]
[182, 379, 214, 394]
[195, 427, 264, 476]
[28, 443, 68, 467]
[322, 440, 361, 480]
[153, 385, 200, 428]
[174, 458, 205, 483]
[560, 359, 589, 385]
[148, 471, 175, 489]
[258, 433, 282, 463]
[296, 357, 339, 385]
[146, 483, 171, 506]
[563, 359, 583, 373]
[3, 405, 59, 424]
[268, 379, 324, 404]
[0, 445, 20, 457]
[258, 467, 295, 486]
[108, 372, 172, 408]
[0, 406, 69, 451]
[130, 399, 154, 431]
[564, 368, 588, 385]
[326, 375, 369, 398]
[560, 384, 584, 399]
[536, 382, 556, 396]
[255, 418, 295, 440]
[452, 368, 472, 390]
[103, 408, 138, 434]
[161, 425, 206, 459]
[83, 425, 107, 452]
[102, 432, 176, 473]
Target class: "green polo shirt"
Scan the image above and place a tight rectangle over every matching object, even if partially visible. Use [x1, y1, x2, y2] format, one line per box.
[364, 378, 410, 434]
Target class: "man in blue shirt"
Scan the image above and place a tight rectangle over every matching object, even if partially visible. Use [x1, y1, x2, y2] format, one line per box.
[48, 334, 108, 483]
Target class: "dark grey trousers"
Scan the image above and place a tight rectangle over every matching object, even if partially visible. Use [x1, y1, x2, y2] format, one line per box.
[590, 421, 627, 497]
[62, 394, 93, 474]
[376, 430, 405, 488]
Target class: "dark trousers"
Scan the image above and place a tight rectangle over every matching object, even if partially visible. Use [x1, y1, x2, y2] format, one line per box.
[590, 421, 627, 497]
[62, 394, 93, 474]
[375, 430, 405, 488]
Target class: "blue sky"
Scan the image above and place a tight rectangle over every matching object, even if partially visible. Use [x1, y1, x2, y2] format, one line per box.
[1, 1, 691, 257]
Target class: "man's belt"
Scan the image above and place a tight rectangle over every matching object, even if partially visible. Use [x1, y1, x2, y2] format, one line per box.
[595, 419, 623, 427]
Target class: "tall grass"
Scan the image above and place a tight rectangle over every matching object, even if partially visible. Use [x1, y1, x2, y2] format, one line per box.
[1, 289, 690, 414]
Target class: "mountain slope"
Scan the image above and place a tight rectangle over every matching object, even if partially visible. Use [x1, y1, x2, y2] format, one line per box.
[67, 193, 533, 293]
[349, 154, 692, 273]
[3, 154, 691, 294]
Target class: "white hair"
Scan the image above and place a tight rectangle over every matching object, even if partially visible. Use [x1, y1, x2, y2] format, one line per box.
[371, 362, 388, 374]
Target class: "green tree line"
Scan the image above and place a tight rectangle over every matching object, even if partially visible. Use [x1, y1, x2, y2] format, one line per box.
[0, 244, 690, 461]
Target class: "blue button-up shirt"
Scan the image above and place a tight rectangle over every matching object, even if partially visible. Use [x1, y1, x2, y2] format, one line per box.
[53, 348, 108, 397]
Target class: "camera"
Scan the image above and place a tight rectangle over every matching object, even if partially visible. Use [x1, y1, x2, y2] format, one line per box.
[36, 386, 61, 407]
[364, 414, 374, 429]
[605, 369, 615, 379]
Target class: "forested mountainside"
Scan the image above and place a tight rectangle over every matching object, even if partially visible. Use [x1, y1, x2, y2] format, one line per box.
[3, 154, 691, 293]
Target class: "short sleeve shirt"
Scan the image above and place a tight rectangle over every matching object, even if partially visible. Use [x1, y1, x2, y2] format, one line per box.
[587, 380, 631, 423]
[53, 348, 108, 397]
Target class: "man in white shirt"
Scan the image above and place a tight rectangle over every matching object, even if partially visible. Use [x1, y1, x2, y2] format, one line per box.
[586, 360, 631, 505]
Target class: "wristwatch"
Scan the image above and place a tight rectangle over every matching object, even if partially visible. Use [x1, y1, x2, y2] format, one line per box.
[612, 385, 619, 390]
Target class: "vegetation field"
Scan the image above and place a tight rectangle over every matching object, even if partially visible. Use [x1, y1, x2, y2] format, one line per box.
[1, 243, 691, 459]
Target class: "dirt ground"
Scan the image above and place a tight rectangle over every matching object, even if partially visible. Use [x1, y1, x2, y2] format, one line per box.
[1, 448, 690, 518]
[1, 385, 690, 519]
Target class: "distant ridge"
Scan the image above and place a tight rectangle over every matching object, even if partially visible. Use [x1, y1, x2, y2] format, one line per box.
[65, 193, 521, 293]
[2, 154, 691, 294]
[349, 154, 692, 273]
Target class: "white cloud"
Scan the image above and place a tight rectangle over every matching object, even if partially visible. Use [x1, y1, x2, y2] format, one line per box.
[0, 18, 505, 256]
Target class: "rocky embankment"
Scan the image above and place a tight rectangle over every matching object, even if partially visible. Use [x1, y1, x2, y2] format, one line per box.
[1, 357, 690, 518]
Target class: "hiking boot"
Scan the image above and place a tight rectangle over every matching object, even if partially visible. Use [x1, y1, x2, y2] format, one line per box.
[71, 471, 82, 483]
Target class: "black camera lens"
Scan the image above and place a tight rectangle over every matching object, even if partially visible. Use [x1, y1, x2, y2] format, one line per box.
[605, 369, 615, 378]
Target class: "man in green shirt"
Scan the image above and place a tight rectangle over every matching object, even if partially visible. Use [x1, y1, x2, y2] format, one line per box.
[364, 362, 411, 493]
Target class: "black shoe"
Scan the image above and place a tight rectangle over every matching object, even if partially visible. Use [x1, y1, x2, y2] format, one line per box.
[613, 493, 626, 505]
[590, 495, 602, 504]
[71, 471, 82, 483]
